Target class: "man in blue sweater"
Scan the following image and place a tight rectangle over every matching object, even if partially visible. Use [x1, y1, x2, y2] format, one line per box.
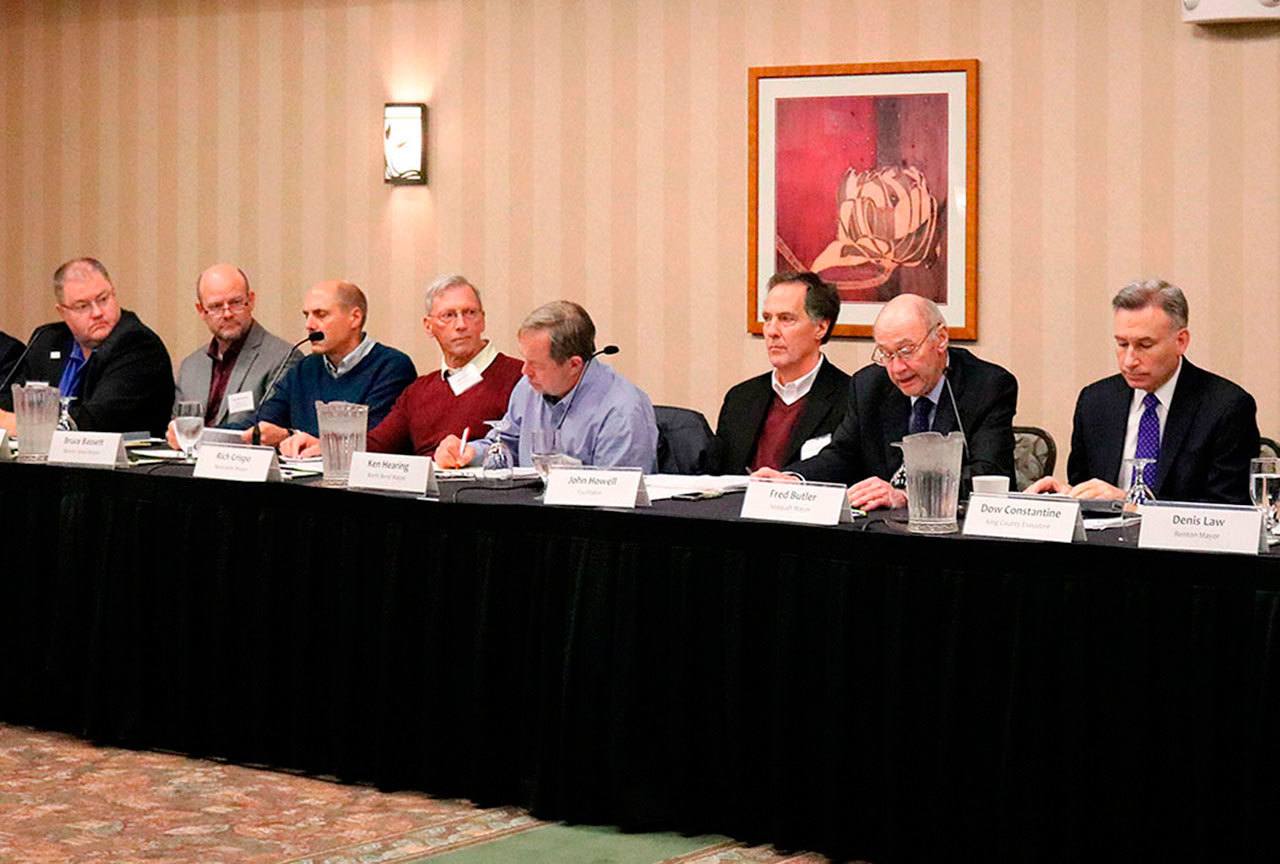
[243, 280, 416, 450]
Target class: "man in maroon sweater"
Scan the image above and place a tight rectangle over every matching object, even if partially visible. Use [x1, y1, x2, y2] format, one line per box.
[366, 274, 523, 456]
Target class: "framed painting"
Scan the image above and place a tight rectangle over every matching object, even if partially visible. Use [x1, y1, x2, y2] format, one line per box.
[748, 60, 979, 339]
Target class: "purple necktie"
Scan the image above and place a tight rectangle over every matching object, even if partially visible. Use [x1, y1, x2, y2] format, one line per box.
[909, 397, 933, 435]
[1133, 392, 1160, 487]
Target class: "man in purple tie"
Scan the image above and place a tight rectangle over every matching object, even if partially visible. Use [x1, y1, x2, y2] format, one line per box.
[1028, 279, 1258, 504]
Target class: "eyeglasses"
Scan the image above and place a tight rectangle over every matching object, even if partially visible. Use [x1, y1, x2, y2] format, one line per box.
[61, 289, 116, 316]
[871, 326, 940, 366]
[202, 297, 249, 316]
[433, 308, 482, 325]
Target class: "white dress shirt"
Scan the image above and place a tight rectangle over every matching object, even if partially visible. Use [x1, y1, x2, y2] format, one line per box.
[1117, 358, 1182, 489]
[771, 355, 825, 406]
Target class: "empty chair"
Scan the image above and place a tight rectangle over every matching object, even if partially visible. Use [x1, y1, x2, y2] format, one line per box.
[1261, 437, 1280, 459]
[653, 405, 715, 475]
[1012, 425, 1057, 491]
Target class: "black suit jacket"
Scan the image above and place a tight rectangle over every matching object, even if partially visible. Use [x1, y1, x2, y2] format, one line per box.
[0, 330, 22, 387]
[1066, 359, 1258, 504]
[0, 311, 174, 435]
[714, 358, 850, 474]
[788, 347, 1018, 486]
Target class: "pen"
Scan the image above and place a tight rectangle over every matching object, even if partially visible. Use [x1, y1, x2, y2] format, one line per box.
[458, 426, 470, 466]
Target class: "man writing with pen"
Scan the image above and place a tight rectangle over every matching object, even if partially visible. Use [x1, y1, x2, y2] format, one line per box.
[434, 300, 658, 472]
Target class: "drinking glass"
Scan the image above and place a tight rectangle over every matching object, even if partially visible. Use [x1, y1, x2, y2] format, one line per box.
[315, 400, 368, 486]
[56, 395, 77, 431]
[1250, 456, 1280, 534]
[172, 401, 205, 463]
[530, 428, 562, 484]
[1123, 457, 1157, 507]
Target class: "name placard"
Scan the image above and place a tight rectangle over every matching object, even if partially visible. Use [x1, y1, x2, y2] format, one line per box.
[544, 466, 650, 508]
[193, 443, 281, 482]
[348, 451, 431, 494]
[740, 479, 853, 526]
[47, 431, 128, 469]
[1138, 501, 1264, 555]
[0, 430, 12, 462]
[962, 492, 1085, 543]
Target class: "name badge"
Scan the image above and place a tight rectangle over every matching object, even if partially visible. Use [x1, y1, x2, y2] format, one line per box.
[348, 451, 431, 494]
[962, 492, 1085, 543]
[193, 443, 281, 482]
[740, 478, 853, 526]
[49, 351, 61, 360]
[446, 363, 483, 396]
[544, 466, 650, 508]
[226, 390, 255, 415]
[0, 430, 12, 462]
[1138, 500, 1265, 555]
[47, 431, 129, 469]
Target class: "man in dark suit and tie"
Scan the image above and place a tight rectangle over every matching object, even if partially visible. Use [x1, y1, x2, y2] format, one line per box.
[755, 293, 1018, 511]
[714, 271, 848, 474]
[1028, 279, 1257, 504]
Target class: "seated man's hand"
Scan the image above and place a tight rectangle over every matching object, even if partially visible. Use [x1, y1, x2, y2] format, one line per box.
[165, 420, 179, 450]
[0, 409, 15, 435]
[1066, 477, 1125, 501]
[749, 466, 799, 482]
[1025, 476, 1070, 495]
[433, 434, 476, 469]
[279, 431, 321, 458]
[241, 421, 290, 447]
[847, 475, 907, 512]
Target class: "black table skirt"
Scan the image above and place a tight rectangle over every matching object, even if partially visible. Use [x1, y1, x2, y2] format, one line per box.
[3, 462, 1280, 863]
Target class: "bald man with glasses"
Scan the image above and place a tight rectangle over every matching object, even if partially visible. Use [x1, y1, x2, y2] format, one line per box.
[754, 294, 1018, 511]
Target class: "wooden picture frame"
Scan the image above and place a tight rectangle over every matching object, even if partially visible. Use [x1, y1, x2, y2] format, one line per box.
[748, 60, 979, 340]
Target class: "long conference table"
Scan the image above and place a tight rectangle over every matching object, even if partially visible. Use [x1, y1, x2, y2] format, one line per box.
[3, 460, 1280, 863]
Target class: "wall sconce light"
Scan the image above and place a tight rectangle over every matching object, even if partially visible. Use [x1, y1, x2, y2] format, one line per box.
[384, 103, 427, 185]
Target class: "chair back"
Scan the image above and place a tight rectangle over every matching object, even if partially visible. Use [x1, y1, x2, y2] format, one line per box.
[654, 405, 715, 475]
[1262, 437, 1280, 459]
[1012, 425, 1057, 491]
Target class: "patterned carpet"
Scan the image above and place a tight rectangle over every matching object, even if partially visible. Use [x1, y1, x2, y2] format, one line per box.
[0, 724, 830, 863]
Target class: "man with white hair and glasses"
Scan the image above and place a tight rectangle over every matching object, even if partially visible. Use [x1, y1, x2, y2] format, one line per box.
[755, 293, 1017, 511]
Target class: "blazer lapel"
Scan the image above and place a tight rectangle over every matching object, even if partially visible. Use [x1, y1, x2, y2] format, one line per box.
[786, 363, 839, 460]
[1154, 360, 1200, 492]
[1096, 378, 1131, 486]
[219, 324, 265, 424]
[881, 390, 911, 473]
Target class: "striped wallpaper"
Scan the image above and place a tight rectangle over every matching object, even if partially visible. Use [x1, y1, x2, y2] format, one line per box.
[2, 0, 1278, 473]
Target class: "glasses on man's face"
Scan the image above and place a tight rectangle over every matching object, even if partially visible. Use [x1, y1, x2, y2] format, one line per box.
[434, 308, 482, 325]
[62, 290, 116, 316]
[202, 297, 249, 316]
[871, 326, 939, 366]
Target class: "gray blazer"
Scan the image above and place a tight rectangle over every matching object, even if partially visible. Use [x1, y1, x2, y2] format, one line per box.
[175, 320, 301, 427]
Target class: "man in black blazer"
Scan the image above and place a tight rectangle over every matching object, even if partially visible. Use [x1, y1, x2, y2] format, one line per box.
[715, 271, 849, 473]
[0, 330, 22, 386]
[0, 258, 174, 436]
[1028, 280, 1257, 504]
[757, 293, 1018, 511]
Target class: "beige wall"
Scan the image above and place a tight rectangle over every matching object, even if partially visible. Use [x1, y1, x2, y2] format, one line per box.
[2, 0, 1278, 474]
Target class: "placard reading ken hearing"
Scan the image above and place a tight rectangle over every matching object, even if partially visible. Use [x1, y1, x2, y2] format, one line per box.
[347, 452, 431, 495]
[544, 467, 650, 508]
[962, 493, 1085, 543]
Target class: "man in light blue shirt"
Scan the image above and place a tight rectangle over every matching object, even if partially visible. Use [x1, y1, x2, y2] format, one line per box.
[434, 300, 658, 472]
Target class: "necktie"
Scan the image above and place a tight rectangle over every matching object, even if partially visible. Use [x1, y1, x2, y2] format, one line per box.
[909, 397, 933, 435]
[1133, 392, 1160, 487]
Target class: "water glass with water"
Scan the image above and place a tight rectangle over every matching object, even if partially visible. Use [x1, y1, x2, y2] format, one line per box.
[173, 401, 205, 462]
[1250, 457, 1280, 533]
[11, 382, 60, 462]
[530, 428, 562, 483]
[315, 400, 368, 486]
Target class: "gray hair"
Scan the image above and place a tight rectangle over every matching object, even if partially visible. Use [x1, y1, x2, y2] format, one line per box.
[766, 271, 841, 344]
[53, 257, 112, 302]
[424, 273, 482, 315]
[1112, 279, 1188, 329]
[518, 300, 596, 363]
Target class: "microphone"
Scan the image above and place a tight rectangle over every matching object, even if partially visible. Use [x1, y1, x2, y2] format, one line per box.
[0, 323, 58, 393]
[250, 331, 322, 446]
[554, 344, 619, 431]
